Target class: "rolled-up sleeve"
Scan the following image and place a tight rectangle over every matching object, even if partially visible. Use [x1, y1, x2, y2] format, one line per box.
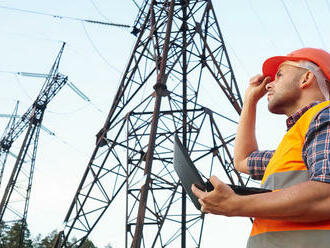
[303, 107, 330, 183]
[247, 150, 275, 180]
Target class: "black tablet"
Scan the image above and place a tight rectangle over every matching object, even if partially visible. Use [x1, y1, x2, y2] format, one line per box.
[173, 134, 207, 210]
[173, 134, 271, 210]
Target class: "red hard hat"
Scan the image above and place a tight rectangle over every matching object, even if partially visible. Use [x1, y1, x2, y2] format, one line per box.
[262, 48, 330, 81]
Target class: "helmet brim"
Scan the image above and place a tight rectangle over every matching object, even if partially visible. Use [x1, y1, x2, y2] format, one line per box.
[262, 55, 310, 81]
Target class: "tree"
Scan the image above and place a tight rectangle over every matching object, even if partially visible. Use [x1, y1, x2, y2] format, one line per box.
[80, 239, 98, 248]
[0, 221, 33, 248]
[33, 230, 58, 248]
[0, 225, 104, 248]
[0, 221, 9, 246]
[69, 237, 98, 248]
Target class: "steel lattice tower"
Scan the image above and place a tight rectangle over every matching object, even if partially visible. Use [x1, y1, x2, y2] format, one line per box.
[0, 101, 19, 188]
[0, 42, 68, 247]
[57, 0, 248, 247]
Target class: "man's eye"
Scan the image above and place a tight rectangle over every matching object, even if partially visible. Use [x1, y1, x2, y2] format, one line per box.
[276, 72, 282, 78]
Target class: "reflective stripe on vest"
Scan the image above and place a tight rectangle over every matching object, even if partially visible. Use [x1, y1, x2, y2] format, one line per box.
[248, 100, 330, 248]
[248, 229, 330, 248]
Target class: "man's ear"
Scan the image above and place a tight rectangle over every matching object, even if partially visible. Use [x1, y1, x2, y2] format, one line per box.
[300, 71, 315, 89]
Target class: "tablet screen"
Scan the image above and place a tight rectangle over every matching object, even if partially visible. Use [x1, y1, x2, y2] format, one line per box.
[173, 134, 206, 210]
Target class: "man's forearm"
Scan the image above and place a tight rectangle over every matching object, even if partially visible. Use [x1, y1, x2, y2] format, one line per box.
[233, 75, 270, 173]
[233, 99, 259, 173]
[232, 181, 330, 222]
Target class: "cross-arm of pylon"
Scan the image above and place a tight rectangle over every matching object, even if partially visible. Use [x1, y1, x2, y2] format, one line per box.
[0, 106, 34, 151]
[16, 72, 49, 78]
[8, 151, 27, 163]
[0, 114, 20, 118]
[0, 101, 19, 187]
[67, 81, 90, 102]
[0, 114, 55, 136]
[0, 101, 19, 142]
[15, 72, 91, 103]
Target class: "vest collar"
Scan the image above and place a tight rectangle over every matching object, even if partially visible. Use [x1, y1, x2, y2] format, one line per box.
[286, 101, 320, 130]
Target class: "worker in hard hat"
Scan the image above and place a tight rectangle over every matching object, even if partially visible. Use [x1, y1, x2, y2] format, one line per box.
[192, 48, 330, 247]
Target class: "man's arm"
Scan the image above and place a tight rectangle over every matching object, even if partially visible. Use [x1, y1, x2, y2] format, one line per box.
[234, 75, 271, 173]
[303, 107, 330, 182]
[192, 176, 330, 223]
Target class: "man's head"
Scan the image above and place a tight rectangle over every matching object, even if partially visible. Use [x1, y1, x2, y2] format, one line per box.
[262, 48, 330, 115]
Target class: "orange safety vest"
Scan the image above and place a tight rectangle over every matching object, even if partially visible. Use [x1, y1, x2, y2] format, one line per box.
[247, 100, 330, 248]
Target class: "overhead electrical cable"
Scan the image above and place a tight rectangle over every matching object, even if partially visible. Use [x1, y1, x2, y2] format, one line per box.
[80, 22, 127, 112]
[0, 111, 91, 159]
[248, 0, 279, 53]
[131, 0, 141, 10]
[81, 22, 122, 75]
[89, 0, 110, 21]
[280, 0, 305, 46]
[52, 134, 91, 159]
[303, 0, 327, 49]
[4, 31, 64, 44]
[326, 0, 330, 12]
[14, 74, 33, 101]
[226, 42, 250, 78]
[0, 5, 131, 28]
[46, 102, 99, 115]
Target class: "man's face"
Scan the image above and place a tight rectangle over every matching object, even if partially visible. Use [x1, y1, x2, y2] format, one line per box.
[266, 63, 306, 115]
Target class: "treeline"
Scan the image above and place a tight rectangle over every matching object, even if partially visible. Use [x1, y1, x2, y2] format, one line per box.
[0, 222, 112, 248]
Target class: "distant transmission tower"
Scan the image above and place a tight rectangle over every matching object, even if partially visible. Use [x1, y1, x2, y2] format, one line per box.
[0, 101, 19, 187]
[56, 0, 247, 247]
[0, 42, 68, 247]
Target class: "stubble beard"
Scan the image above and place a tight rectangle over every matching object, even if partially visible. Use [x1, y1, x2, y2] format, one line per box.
[267, 96, 287, 115]
[267, 88, 301, 115]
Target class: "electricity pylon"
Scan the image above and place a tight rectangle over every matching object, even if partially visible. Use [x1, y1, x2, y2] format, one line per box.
[57, 0, 247, 247]
[0, 101, 19, 187]
[0, 42, 68, 247]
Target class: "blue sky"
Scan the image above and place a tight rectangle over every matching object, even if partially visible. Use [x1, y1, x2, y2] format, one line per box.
[0, 0, 329, 247]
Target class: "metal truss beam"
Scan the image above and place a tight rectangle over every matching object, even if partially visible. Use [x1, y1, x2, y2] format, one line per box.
[57, 1, 246, 247]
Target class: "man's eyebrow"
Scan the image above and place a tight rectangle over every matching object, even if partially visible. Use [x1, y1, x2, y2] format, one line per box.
[277, 65, 288, 72]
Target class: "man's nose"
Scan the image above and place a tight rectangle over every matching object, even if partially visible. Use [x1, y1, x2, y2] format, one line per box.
[265, 81, 273, 91]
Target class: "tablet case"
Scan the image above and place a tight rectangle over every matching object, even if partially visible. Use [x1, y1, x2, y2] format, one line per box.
[173, 134, 271, 210]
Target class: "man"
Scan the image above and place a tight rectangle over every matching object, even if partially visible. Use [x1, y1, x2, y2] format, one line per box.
[192, 48, 330, 247]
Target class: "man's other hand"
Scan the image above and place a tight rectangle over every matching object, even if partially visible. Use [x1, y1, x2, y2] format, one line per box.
[191, 175, 240, 216]
[244, 74, 271, 103]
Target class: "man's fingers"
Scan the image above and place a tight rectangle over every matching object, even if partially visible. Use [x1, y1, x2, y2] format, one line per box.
[249, 74, 264, 84]
[199, 199, 209, 214]
[261, 76, 271, 85]
[209, 175, 234, 194]
[191, 184, 206, 198]
[249, 75, 271, 86]
[209, 175, 225, 188]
